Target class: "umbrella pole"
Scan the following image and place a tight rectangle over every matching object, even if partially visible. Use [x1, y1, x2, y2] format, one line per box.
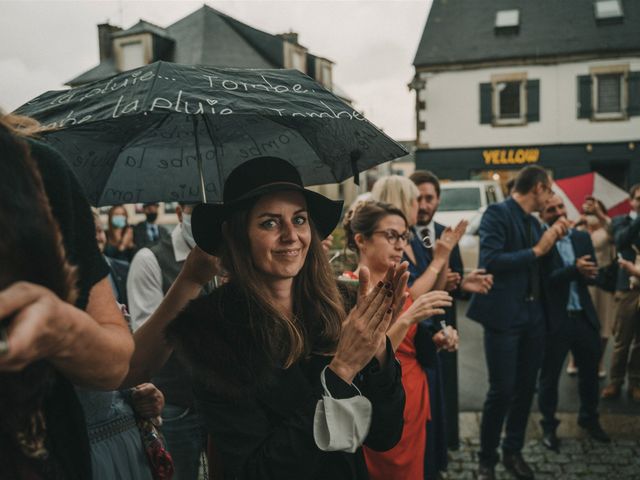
[193, 116, 207, 203]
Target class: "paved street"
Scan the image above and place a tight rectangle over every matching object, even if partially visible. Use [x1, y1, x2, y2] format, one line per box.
[452, 300, 640, 479]
[445, 430, 640, 479]
[457, 300, 640, 415]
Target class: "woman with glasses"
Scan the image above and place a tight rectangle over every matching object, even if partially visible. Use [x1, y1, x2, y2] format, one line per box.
[370, 175, 467, 479]
[342, 201, 456, 480]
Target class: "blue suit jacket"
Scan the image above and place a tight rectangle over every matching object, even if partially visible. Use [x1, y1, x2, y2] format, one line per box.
[466, 198, 542, 331]
[407, 222, 464, 367]
[543, 230, 600, 333]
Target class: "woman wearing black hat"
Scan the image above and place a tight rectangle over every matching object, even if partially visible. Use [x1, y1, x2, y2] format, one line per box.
[165, 156, 407, 480]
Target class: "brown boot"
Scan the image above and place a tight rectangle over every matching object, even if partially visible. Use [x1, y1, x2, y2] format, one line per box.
[629, 386, 640, 402]
[601, 383, 621, 399]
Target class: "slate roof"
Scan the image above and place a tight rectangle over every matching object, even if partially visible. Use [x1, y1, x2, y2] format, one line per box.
[166, 5, 278, 69]
[413, 0, 640, 70]
[67, 58, 117, 87]
[112, 19, 172, 40]
[67, 5, 326, 84]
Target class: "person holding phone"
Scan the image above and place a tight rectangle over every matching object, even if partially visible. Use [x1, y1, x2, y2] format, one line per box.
[537, 195, 610, 451]
[576, 197, 616, 378]
[601, 184, 640, 402]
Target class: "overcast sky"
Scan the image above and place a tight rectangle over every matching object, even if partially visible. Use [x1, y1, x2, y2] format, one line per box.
[0, 0, 432, 140]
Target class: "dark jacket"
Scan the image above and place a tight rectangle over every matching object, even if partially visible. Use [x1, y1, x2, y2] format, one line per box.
[611, 214, 640, 291]
[166, 283, 405, 480]
[542, 229, 600, 333]
[467, 198, 544, 331]
[132, 220, 169, 251]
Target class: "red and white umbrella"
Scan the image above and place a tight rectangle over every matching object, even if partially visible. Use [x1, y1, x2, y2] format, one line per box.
[552, 172, 630, 220]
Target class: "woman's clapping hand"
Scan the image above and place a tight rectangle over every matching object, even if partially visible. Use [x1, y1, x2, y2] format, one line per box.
[329, 263, 409, 384]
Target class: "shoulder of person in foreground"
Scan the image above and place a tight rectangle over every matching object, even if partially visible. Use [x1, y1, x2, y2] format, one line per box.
[165, 283, 278, 399]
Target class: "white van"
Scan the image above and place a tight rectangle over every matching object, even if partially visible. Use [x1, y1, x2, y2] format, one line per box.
[433, 180, 504, 272]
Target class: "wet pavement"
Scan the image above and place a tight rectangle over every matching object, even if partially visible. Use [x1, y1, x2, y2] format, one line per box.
[452, 300, 640, 479]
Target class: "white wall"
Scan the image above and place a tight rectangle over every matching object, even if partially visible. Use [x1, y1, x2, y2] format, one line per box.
[417, 56, 640, 149]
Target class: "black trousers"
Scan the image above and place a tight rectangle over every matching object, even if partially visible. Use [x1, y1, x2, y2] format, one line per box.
[538, 310, 601, 431]
[479, 303, 546, 465]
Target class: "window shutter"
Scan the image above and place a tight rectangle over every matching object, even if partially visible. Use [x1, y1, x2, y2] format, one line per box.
[526, 79, 540, 122]
[480, 83, 493, 124]
[577, 75, 592, 119]
[628, 72, 640, 117]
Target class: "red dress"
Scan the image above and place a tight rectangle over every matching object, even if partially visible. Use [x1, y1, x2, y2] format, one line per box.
[340, 273, 431, 480]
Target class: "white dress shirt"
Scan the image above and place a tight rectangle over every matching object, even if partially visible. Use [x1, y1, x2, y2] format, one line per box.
[127, 224, 190, 331]
[416, 220, 436, 248]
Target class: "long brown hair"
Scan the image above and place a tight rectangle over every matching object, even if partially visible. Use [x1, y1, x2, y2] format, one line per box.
[220, 203, 344, 368]
[0, 121, 77, 476]
[0, 112, 44, 138]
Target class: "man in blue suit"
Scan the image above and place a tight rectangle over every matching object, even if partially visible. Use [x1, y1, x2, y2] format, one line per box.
[537, 195, 610, 451]
[409, 170, 493, 475]
[468, 166, 569, 480]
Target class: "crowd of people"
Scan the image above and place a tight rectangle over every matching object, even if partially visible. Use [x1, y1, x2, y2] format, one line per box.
[1, 110, 639, 480]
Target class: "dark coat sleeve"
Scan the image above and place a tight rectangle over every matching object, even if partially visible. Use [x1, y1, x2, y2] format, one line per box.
[613, 215, 640, 251]
[547, 232, 598, 287]
[479, 205, 536, 273]
[358, 337, 405, 452]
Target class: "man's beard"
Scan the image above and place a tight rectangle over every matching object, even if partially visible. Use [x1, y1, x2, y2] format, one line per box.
[416, 210, 432, 226]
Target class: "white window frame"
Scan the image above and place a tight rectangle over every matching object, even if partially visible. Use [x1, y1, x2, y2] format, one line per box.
[590, 64, 628, 121]
[121, 41, 145, 71]
[495, 9, 520, 28]
[491, 72, 527, 126]
[594, 0, 623, 20]
[114, 33, 152, 72]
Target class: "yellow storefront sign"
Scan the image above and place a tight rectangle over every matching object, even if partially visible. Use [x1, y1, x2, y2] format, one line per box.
[482, 148, 540, 165]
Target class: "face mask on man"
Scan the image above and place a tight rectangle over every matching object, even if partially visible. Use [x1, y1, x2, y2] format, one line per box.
[181, 213, 196, 249]
[146, 212, 158, 223]
[111, 215, 127, 229]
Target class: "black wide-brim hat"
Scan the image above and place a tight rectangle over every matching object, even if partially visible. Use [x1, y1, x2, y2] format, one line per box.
[192, 157, 344, 255]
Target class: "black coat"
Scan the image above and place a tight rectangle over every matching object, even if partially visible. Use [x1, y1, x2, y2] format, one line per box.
[542, 229, 600, 333]
[166, 283, 405, 480]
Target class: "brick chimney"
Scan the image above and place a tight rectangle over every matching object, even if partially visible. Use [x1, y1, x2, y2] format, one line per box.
[278, 31, 299, 44]
[97, 23, 122, 61]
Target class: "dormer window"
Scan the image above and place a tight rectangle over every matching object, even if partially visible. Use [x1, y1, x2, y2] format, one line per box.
[495, 9, 520, 33]
[121, 41, 145, 70]
[283, 40, 307, 74]
[291, 48, 306, 73]
[113, 33, 152, 71]
[594, 0, 623, 21]
[314, 58, 333, 89]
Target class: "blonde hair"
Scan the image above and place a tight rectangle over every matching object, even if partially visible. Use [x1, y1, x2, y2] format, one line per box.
[370, 175, 418, 223]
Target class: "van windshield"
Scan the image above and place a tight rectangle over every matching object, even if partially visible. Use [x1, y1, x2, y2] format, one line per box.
[439, 187, 481, 211]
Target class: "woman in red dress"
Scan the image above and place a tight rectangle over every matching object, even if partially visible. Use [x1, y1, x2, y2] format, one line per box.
[341, 201, 458, 480]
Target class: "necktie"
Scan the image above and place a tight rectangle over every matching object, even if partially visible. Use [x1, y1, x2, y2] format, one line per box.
[421, 228, 433, 256]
